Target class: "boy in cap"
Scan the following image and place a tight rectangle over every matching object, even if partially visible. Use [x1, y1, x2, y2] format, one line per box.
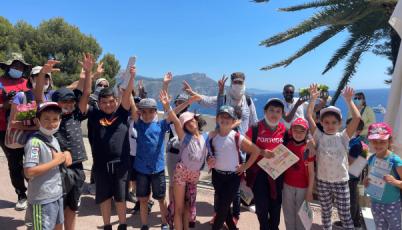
[47, 54, 94, 230]
[133, 72, 177, 230]
[24, 102, 71, 230]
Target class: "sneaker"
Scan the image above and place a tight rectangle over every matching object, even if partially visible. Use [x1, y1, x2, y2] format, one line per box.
[161, 224, 168, 230]
[127, 191, 137, 203]
[209, 213, 216, 225]
[117, 224, 127, 230]
[130, 201, 141, 214]
[189, 221, 196, 228]
[15, 198, 27, 211]
[140, 225, 149, 230]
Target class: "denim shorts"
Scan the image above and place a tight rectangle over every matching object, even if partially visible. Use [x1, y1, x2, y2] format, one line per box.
[136, 170, 166, 200]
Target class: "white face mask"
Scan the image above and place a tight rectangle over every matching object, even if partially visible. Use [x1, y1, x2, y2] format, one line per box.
[39, 122, 60, 136]
[31, 81, 50, 91]
[230, 84, 246, 99]
[61, 108, 74, 114]
[264, 115, 279, 127]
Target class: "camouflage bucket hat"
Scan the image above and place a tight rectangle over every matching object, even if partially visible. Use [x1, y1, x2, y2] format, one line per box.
[0, 52, 31, 70]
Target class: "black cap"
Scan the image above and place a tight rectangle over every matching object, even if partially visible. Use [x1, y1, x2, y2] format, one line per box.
[230, 72, 245, 82]
[217, 105, 237, 119]
[52, 88, 76, 102]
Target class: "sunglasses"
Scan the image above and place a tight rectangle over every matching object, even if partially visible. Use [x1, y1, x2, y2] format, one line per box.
[354, 97, 361, 100]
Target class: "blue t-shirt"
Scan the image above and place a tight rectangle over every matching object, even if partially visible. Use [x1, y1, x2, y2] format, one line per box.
[13, 90, 53, 105]
[368, 152, 402, 204]
[134, 119, 170, 174]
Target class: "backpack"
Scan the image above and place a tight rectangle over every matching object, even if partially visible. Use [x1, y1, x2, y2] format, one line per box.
[208, 131, 244, 166]
[30, 132, 76, 198]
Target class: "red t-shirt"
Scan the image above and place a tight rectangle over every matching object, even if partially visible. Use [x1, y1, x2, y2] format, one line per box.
[0, 76, 28, 131]
[284, 141, 309, 188]
[245, 121, 286, 188]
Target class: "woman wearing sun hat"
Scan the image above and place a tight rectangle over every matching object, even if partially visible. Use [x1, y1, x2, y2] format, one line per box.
[0, 52, 32, 211]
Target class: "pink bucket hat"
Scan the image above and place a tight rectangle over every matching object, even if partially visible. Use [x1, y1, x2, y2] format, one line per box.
[179, 112, 195, 127]
[368, 122, 392, 140]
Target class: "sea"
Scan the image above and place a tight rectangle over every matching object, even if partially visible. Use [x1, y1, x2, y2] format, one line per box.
[184, 88, 390, 123]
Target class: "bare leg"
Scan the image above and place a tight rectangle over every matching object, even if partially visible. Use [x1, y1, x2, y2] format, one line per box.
[64, 207, 76, 230]
[158, 198, 168, 224]
[173, 184, 186, 230]
[100, 198, 112, 226]
[139, 197, 150, 226]
[115, 201, 127, 224]
[183, 202, 190, 230]
[54, 223, 63, 230]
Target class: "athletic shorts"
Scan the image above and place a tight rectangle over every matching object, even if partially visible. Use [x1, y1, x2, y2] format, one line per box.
[28, 198, 64, 230]
[136, 170, 166, 200]
[94, 162, 129, 204]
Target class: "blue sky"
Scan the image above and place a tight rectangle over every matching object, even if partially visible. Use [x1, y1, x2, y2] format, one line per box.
[2, 0, 391, 91]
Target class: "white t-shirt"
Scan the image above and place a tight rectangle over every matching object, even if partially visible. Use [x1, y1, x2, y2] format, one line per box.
[212, 130, 245, 172]
[282, 97, 308, 129]
[129, 120, 137, 156]
[314, 129, 350, 182]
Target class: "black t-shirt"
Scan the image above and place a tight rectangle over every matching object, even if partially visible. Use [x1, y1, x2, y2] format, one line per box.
[54, 89, 88, 164]
[55, 108, 88, 164]
[87, 105, 130, 169]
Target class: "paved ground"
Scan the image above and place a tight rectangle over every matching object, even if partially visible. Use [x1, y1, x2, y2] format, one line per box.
[0, 137, 369, 230]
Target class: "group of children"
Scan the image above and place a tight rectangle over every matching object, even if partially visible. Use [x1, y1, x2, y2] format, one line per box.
[4, 53, 402, 230]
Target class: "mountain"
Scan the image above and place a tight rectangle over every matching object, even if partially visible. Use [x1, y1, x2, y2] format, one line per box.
[135, 73, 218, 99]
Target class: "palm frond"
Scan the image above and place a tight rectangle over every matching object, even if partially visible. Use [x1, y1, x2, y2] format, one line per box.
[278, 0, 349, 12]
[261, 25, 345, 70]
[331, 37, 372, 105]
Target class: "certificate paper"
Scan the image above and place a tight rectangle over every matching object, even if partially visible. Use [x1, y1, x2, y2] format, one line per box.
[257, 144, 299, 180]
[365, 158, 392, 200]
[298, 201, 313, 230]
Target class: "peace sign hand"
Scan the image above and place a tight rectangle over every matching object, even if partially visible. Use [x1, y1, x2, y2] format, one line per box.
[218, 75, 228, 94]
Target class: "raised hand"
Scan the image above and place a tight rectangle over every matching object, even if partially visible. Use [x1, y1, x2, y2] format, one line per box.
[342, 86, 354, 102]
[129, 65, 136, 78]
[308, 84, 320, 101]
[79, 53, 95, 73]
[40, 59, 60, 75]
[182, 80, 196, 96]
[218, 75, 228, 94]
[96, 62, 104, 75]
[163, 72, 173, 84]
[159, 90, 170, 107]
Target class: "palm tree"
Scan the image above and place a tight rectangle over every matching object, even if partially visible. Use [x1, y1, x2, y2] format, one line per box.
[256, 0, 400, 104]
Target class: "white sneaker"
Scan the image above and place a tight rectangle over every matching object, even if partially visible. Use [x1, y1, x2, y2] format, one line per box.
[15, 198, 27, 211]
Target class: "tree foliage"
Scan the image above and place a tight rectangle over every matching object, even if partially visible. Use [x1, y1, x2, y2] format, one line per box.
[0, 17, 120, 88]
[255, 0, 399, 104]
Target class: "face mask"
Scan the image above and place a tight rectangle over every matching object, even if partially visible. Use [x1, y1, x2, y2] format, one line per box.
[264, 115, 279, 127]
[353, 99, 362, 105]
[230, 84, 245, 99]
[39, 122, 60, 136]
[95, 86, 103, 93]
[31, 81, 50, 91]
[44, 83, 50, 90]
[8, 68, 23, 79]
[61, 108, 74, 114]
[284, 94, 293, 102]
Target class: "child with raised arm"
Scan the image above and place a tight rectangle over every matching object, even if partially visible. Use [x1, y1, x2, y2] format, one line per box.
[132, 73, 174, 230]
[160, 90, 205, 230]
[306, 84, 361, 230]
[87, 65, 136, 230]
